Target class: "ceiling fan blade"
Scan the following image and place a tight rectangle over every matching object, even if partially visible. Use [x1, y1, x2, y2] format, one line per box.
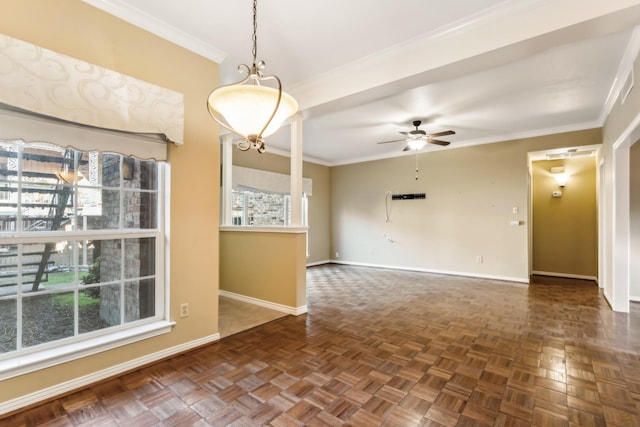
[377, 138, 406, 144]
[429, 130, 455, 137]
[428, 139, 450, 146]
[399, 131, 411, 136]
[402, 145, 410, 152]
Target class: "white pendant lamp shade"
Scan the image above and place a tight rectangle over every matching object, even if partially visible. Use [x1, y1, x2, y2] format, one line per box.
[208, 84, 298, 139]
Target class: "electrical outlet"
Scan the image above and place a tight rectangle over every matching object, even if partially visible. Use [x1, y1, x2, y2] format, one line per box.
[335, 252, 339, 258]
[476, 255, 483, 263]
[180, 303, 189, 317]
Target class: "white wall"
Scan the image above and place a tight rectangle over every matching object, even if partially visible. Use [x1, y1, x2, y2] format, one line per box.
[602, 48, 640, 311]
[630, 140, 640, 300]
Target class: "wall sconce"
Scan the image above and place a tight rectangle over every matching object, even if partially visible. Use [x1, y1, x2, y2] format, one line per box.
[551, 166, 568, 187]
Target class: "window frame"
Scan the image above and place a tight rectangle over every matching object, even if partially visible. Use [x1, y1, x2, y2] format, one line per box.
[0, 142, 172, 381]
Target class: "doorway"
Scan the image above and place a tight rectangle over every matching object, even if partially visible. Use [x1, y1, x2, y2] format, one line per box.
[529, 147, 600, 283]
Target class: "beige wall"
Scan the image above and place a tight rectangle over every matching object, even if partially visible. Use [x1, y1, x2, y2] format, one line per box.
[330, 129, 601, 282]
[230, 150, 332, 263]
[1, 0, 219, 404]
[531, 158, 597, 278]
[219, 148, 329, 313]
[220, 230, 307, 308]
[303, 161, 331, 263]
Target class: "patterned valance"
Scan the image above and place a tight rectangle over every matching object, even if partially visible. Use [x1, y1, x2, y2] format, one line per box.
[0, 33, 184, 147]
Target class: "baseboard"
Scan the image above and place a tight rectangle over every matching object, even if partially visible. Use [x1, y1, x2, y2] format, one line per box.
[219, 290, 307, 315]
[330, 260, 529, 284]
[603, 290, 614, 310]
[306, 259, 332, 267]
[630, 296, 640, 302]
[532, 271, 598, 282]
[0, 333, 220, 417]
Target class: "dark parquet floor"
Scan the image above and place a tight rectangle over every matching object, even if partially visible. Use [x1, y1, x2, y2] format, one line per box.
[3, 265, 640, 426]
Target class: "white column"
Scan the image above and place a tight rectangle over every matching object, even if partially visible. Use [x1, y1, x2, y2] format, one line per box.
[612, 144, 630, 312]
[221, 134, 234, 226]
[290, 114, 303, 227]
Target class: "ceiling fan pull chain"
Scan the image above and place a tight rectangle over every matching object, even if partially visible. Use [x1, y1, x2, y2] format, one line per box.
[415, 154, 419, 180]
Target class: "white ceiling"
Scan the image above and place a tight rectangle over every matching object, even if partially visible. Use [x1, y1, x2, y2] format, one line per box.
[83, 0, 640, 165]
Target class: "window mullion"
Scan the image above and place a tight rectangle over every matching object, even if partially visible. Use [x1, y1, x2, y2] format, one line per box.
[120, 238, 125, 326]
[16, 144, 22, 233]
[119, 159, 125, 326]
[16, 243, 23, 351]
[243, 192, 248, 226]
[73, 239, 79, 337]
[16, 143, 23, 351]
[155, 165, 164, 320]
[72, 152, 79, 233]
[0, 230, 157, 244]
[119, 157, 124, 230]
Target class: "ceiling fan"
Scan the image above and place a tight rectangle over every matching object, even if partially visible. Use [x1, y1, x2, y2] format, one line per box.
[377, 120, 455, 151]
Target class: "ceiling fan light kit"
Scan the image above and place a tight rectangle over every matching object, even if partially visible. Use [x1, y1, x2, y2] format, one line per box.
[207, 0, 298, 153]
[406, 139, 427, 151]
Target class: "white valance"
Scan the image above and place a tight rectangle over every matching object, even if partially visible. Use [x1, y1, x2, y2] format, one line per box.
[0, 33, 184, 154]
[233, 166, 313, 195]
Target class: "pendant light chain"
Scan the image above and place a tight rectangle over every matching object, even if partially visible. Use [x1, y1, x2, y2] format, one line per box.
[251, 0, 258, 68]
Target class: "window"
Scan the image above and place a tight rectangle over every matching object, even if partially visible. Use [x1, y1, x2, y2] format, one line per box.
[231, 190, 308, 227]
[0, 140, 166, 371]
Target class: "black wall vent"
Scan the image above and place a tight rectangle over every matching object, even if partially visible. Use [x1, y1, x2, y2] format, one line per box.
[392, 193, 425, 200]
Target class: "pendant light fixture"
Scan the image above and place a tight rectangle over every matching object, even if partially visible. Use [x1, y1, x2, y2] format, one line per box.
[207, 0, 298, 153]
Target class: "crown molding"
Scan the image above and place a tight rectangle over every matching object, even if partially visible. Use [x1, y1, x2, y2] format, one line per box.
[445, 121, 603, 151]
[328, 121, 603, 167]
[82, 0, 227, 63]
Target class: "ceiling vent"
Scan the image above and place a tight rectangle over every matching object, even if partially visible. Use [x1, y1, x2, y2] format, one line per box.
[621, 68, 634, 105]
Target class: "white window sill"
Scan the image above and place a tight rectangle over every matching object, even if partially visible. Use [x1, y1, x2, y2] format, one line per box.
[220, 225, 308, 233]
[0, 320, 175, 381]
